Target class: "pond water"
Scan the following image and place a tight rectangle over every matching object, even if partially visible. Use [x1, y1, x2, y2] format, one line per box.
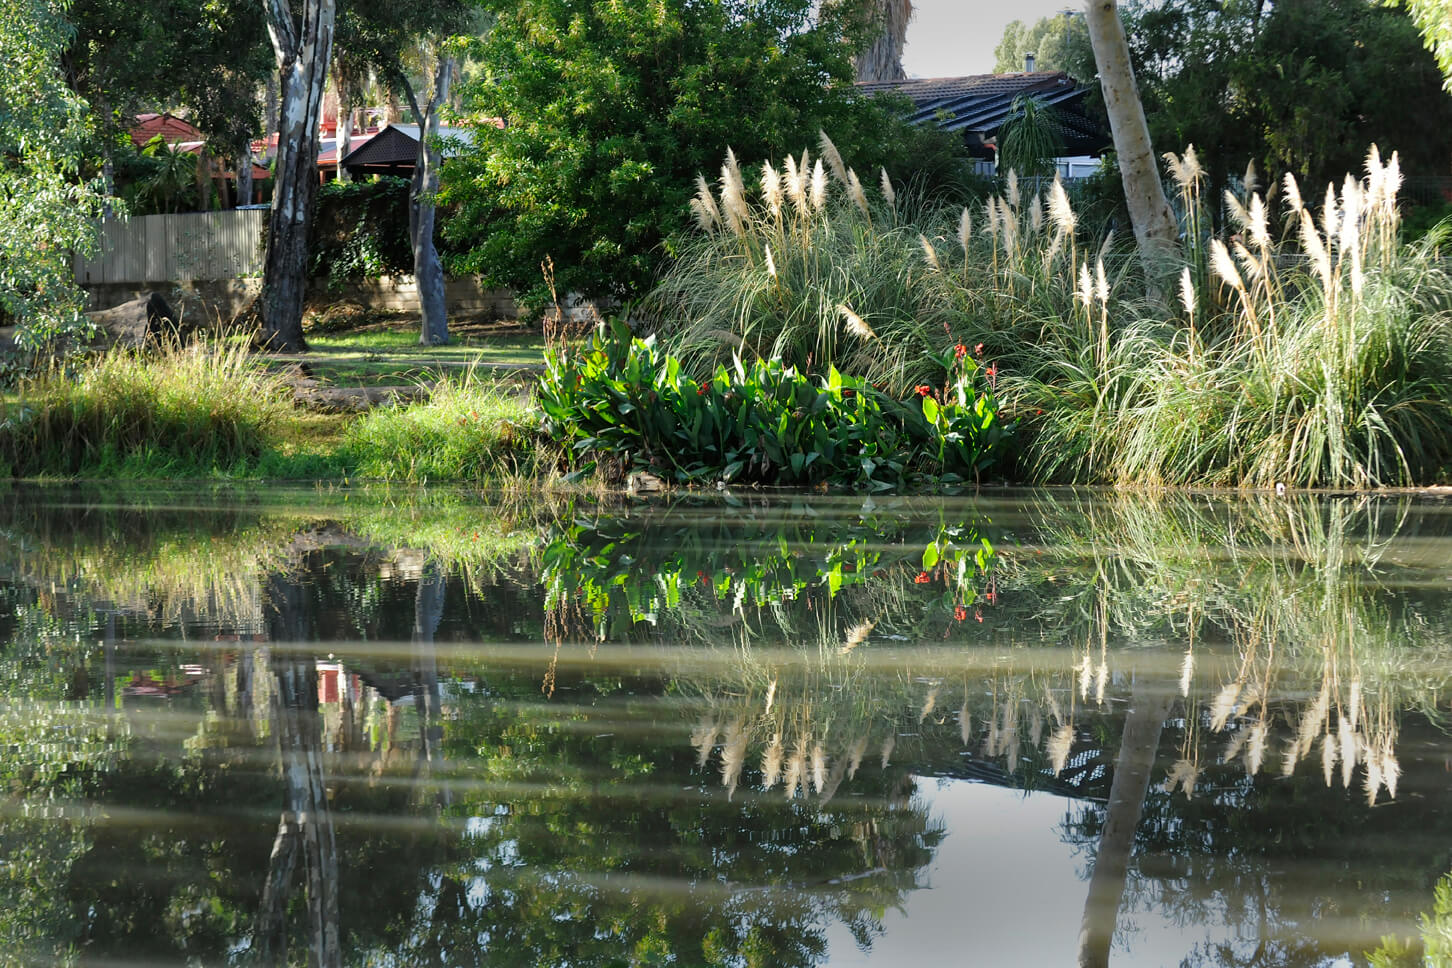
[2, 483, 1452, 967]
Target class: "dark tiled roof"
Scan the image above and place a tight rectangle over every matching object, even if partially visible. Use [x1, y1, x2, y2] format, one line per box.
[858, 72, 1108, 157]
[340, 124, 476, 170]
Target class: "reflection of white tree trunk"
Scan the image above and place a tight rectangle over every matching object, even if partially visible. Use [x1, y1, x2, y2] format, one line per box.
[413, 563, 447, 797]
[1077, 681, 1171, 968]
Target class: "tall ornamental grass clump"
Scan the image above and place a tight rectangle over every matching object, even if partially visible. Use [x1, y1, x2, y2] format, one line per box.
[0, 343, 293, 477]
[1030, 146, 1452, 489]
[647, 133, 1128, 397]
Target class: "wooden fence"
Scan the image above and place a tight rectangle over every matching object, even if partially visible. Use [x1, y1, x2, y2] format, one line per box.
[73, 209, 266, 285]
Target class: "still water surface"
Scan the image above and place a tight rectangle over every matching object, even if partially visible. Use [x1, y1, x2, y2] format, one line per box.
[2, 483, 1451, 966]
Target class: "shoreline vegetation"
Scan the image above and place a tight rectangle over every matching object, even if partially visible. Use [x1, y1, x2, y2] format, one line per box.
[3, 141, 1452, 492]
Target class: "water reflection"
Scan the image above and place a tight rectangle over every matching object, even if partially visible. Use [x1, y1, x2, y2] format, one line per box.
[0, 485, 1450, 964]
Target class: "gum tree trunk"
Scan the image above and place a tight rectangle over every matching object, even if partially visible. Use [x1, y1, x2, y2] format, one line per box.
[237, 137, 254, 207]
[258, 0, 337, 352]
[1083, 0, 1177, 273]
[400, 56, 455, 346]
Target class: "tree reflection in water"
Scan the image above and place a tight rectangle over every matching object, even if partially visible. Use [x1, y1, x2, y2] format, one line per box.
[0, 489, 1449, 963]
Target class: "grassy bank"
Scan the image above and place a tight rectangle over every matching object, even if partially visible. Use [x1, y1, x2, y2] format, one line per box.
[0, 343, 556, 485]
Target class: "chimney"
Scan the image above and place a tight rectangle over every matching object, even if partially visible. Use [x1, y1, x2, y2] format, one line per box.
[1025, 52, 1036, 72]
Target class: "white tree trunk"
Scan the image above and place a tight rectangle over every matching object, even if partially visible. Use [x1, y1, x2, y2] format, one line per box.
[259, 0, 337, 352]
[237, 138, 254, 207]
[1083, 0, 1178, 274]
[335, 74, 353, 183]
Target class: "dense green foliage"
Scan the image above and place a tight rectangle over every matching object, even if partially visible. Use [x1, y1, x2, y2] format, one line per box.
[537, 323, 1010, 488]
[1123, 0, 1452, 216]
[441, 0, 971, 308]
[993, 11, 1094, 78]
[310, 176, 416, 280]
[0, 0, 107, 342]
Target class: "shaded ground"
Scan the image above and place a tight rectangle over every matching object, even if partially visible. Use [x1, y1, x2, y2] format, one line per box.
[282, 317, 547, 389]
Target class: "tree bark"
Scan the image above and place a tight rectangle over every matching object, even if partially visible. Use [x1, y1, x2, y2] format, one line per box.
[1083, 0, 1178, 276]
[400, 58, 454, 346]
[237, 137, 255, 207]
[1076, 680, 1172, 968]
[258, 0, 337, 352]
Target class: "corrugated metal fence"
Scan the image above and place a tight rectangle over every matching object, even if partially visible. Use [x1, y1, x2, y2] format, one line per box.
[73, 209, 266, 285]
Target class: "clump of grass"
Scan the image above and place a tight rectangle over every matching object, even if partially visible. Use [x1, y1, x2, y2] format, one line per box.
[0, 342, 294, 478]
[340, 370, 553, 484]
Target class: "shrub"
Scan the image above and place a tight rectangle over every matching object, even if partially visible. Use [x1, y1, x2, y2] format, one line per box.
[0, 343, 293, 477]
[309, 176, 415, 280]
[537, 322, 1012, 489]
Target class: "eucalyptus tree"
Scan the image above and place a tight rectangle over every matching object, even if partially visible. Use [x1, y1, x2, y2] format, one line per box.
[258, 0, 337, 351]
[1083, 0, 1177, 277]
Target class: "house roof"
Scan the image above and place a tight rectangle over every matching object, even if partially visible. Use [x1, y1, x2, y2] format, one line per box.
[340, 124, 477, 172]
[131, 113, 204, 147]
[858, 71, 1109, 158]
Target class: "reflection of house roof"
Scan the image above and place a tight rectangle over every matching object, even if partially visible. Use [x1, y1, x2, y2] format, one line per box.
[857, 72, 1109, 158]
[340, 123, 479, 175]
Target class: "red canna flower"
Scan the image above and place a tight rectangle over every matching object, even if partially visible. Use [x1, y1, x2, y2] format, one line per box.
[954, 343, 967, 360]
[974, 342, 984, 357]
[986, 364, 998, 379]
[915, 385, 933, 397]
[914, 571, 932, 584]
[697, 384, 709, 396]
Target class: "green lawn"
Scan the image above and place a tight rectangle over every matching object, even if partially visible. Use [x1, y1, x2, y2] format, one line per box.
[288, 323, 547, 388]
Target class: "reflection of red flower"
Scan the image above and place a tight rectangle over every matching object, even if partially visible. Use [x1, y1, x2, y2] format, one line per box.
[914, 572, 932, 584]
[975, 608, 983, 622]
[697, 570, 710, 585]
[986, 591, 997, 603]
[915, 385, 932, 397]
[954, 605, 968, 621]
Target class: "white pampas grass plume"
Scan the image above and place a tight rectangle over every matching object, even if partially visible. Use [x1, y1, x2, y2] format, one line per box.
[1384, 149, 1403, 202]
[1095, 257, 1110, 306]
[784, 154, 806, 212]
[692, 175, 721, 232]
[1300, 211, 1332, 289]
[1322, 183, 1340, 246]
[818, 130, 847, 185]
[1165, 758, 1199, 798]
[1028, 193, 1044, 235]
[1243, 157, 1259, 195]
[846, 167, 870, 217]
[1280, 738, 1300, 778]
[1348, 679, 1363, 731]
[1006, 169, 1020, 210]
[958, 206, 972, 255]
[1381, 746, 1400, 800]
[839, 304, 876, 341]
[1222, 727, 1248, 764]
[880, 167, 896, 209]
[811, 742, 827, 794]
[1179, 649, 1194, 697]
[764, 678, 777, 716]
[1248, 194, 1270, 251]
[1322, 733, 1337, 787]
[1338, 713, 1356, 789]
[1210, 239, 1245, 292]
[809, 159, 827, 211]
[761, 162, 783, 219]
[1179, 267, 1196, 317]
[1163, 149, 1187, 188]
[1078, 651, 1093, 700]
[880, 733, 895, 769]
[919, 234, 942, 272]
[764, 245, 777, 278]
[1048, 176, 1076, 235]
[1048, 723, 1074, 776]
[1095, 660, 1109, 705]
[1283, 171, 1305, 215]
[762, 732, 784, 789]
[1224, 190, 1249, 232]
[720, 149, 748, 235]
[1076, 260, 1094, 307]
[959, 703, 972, 745]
